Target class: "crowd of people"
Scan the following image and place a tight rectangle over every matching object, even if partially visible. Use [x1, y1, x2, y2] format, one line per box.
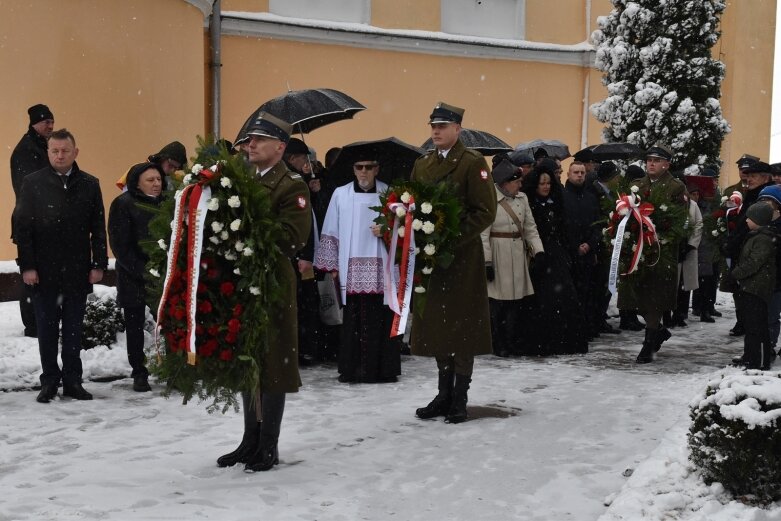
[9, 100, 781, 470]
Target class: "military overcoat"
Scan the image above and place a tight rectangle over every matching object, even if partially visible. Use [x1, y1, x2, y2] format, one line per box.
[410, 139, 497, 357]
[257, 161, 312, 393]
[617, 171, 686, 313]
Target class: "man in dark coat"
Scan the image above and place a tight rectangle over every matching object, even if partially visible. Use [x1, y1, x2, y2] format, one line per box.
[617, 145, 687, 363]
[14, 129, 108, 402]
[411, 102, 497, 424]
[216, 112, 312, 472]
[562, 161, 605, 339]
[10, 104, 55, 338]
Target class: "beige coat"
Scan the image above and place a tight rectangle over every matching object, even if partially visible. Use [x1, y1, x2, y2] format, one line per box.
[680, 199, 703, 292]
[481, 188, 543, 300]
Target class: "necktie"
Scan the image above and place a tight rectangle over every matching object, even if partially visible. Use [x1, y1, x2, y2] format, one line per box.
[438, 152, 445, 164]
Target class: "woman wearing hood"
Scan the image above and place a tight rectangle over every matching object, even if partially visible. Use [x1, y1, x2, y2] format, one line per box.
[108, 162, 165, 392]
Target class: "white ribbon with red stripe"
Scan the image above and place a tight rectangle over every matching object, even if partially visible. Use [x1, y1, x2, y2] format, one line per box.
[384, 198, 416, 337]
[608, 193, 658, 294]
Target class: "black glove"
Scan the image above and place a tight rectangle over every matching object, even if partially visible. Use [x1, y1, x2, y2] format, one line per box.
[485, 264, 495, 282]
[532, 252, 546, 272]
[678, 244, 695, 262]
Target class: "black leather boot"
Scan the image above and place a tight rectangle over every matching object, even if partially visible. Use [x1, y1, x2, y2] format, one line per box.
[217, 392, 259, 467]
[63, 381, 93, 400]
[636, 329, 655, 363]
[653, 327, 672, 353]
[415, 369, 454, 419]
[245, 393, 285, 472]
[445, 374, 471, 424]
[700, 309, 715, 323]
[619, 310, 644, 331]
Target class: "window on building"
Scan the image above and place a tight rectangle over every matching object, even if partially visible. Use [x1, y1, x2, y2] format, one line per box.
[441, 0, 525, 40]
[269, 0, 370, 24]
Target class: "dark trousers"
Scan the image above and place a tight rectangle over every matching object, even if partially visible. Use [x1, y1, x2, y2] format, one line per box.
[735, 291, 774, 368]
[32, 290, 88, 386]
[296, 276, 321, 360]
[18, 280, 37, 335]
[123, 306, 148, 377]
[436, 353, 474, 377]
[693, 273, 718, 312]
[489, 298, 523, 355]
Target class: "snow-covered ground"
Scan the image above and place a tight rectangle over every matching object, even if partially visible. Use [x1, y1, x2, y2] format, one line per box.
[0, 287, 779, 521]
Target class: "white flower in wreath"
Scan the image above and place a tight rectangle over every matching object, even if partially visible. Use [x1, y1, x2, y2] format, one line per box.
[220, 231, 229, 240]
[659, 204, 668, 212]
[209, 236, 220, 245]
[412, 219, 423, 231]
[224, 251, 237, 261]
[191, 163, 204, 175]
[235, 241, 245, 252]
[398, 227, 405, 238]
[414, 247, 421, 255]
[424, 244, 436, 255]
[711, 230, 719, 237]
[421, 202, 433, 214]
[602, 227, 609, 236]
[227, 195, 241, 208]
[149, 268, 160, 278]
[207, 198, 220, 211]
[249, 286, 261, 295]
[158, 239, 167, 250]
[422, 221, 436, 235]
[631, 185, 639, 193]
[609, 211, 615, 219]
[623, 232, 631, 240]
[719, 226, 727, 233]
[220, 176, 232, 188]
[395, 206, 406, 218]
[610, 239, 616, 245]
[182, 174, 193, 185]
[230, 219, 241, 231]
[401, 192, 411, 204]
[660, 238, 669, 245]
[233, 268, 241, 275]
[631, 245, 637, 252]
[211, 221, 224, 233]
[422, 266, 433, 275]
[243, 247, 254, 257]
[721, 195, 729, 204]
[414, 285, 426, 293]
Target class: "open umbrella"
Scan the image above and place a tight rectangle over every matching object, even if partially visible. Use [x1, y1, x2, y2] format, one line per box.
[513, 139, 571, 160]
[234, 88, 366, 145]
[421, 128, 512, 156]
[330, 137, 423, 187]
[578, 142, 644, 162]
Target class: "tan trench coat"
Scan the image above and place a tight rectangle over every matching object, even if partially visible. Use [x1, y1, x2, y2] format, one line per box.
[410, 139, 497, 358]
[480, 188, 543, 301]
[258, 162, 312, 393]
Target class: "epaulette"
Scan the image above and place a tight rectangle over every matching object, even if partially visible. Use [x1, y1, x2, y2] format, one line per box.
[463, 148, 483, 159]
[287, 172, 302, 180]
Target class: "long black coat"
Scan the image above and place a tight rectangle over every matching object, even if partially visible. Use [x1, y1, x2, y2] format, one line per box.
[11, 127, 49, 197]
[14, 163, 108, 295]
[108, 166, 163, 308]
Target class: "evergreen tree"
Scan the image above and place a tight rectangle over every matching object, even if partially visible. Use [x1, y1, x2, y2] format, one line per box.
[591, 0, 730, 171]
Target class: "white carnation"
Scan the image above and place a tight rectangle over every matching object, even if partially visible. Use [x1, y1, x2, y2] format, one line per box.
[182, 174, 192, 185]
[249, 286, 261, 295]
[659, 204, 668, 212]
[401, 192, 411, 204]
[414, 285, 426, 294]
[623, 232, 631, 240]
[395, 207, 406, 218]
[711, 230, 719, 237]
[398, 227, 405, 238]
[207, 198, 219, 211]
[211, 221, 224, 233]
[220, 231, 229, 240]
[424, 244, 436, 255]
[233, 268, 241, 275]
[422, 266, 433, 275]
[631, 185, 639, 193]
[209, 236, 220, 245]
[243, 247, 253, 257]
[421, 202, 433, 214]
[228, 195, 241, 208]
[224, 252, 237, 261]
[414, 247, 421, 254]
[412, 219, 423, 231]
[191, 163, 203, 174]
[158, 239, 167, 250]
[220, 177, 232, 188]
[422, 221, 436, 235]
[230, 219, 241, 231]
[149, 268, 160, 278]
[235, 241, 245, 252]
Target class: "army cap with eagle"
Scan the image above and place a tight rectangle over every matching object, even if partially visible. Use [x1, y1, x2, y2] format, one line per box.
[429, 101, 464, 125]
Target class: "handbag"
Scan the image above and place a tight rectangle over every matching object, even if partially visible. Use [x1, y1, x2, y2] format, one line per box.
[317, 272, 343, 325]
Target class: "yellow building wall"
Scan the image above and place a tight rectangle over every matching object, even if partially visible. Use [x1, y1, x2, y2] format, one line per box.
[372, 0, 439, 31]
[0, 0, 207, 260]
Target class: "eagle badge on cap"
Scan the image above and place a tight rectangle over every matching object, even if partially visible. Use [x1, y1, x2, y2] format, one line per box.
[297, 195, 307, 209]
[480, 170, 489, 181]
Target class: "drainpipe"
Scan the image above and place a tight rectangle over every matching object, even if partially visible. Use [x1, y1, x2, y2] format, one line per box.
[210, 0, 222, 139]
[581, 0, 593, 149]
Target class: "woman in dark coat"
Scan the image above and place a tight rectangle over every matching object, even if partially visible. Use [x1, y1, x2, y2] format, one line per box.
[521, 162, 589, 355]
[108, 162, 165, 392]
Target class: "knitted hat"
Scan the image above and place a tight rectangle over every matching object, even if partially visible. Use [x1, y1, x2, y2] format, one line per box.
[746, 202, 774, 227]
[758, 185, 781, 207]
[28, 104, 53, 125]
[149, 141, 187, 166]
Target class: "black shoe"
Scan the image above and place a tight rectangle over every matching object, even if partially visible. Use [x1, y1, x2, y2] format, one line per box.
[636, 329, 656, 363]
[217, 392, 260, 467]
[710, 308, 723, 318]
[619, 319, 644, 331]
[36, 383, 58, 403]
[63, 382, 93, 400]
[244, 443, 279, 472]
[416, 370, 454, 419]
[444, 374, 471, 424]
[700, 310, 715, 323]
[635, 353, 653, 364]
[133, 374, 151, 392]
[691, 308, 701, 317]
[673, 317, 687, 328]
[653, 328, 671, 353]
[731, 356, 746, 367]
[599, 322, 621, 335]
[729, 324, 745, 336]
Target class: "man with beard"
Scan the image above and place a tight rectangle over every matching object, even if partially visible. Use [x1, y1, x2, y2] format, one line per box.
[411, 102, 496, 424]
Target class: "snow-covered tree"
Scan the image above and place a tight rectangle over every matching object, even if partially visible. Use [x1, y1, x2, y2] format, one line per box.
[591, 0, 730, 171]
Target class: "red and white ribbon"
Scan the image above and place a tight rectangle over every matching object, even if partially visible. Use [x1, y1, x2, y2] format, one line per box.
[384, 197, 416, 337]
[608, 193, 658, 294]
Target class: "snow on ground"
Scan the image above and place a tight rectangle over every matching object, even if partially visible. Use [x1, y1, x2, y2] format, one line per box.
[0, 287, 779, 521]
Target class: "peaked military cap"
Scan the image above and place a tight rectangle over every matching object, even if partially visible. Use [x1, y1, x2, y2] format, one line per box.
[429, 102, 464, 124]
[736, 154, 760, 170]
[246, 112, 293, 143]
[743, 161, 772, 175]
[645, 143, 673, 161]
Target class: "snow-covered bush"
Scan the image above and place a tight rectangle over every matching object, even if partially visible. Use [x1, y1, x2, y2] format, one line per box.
[688, 371, 781, 504]
[591, 0, 730, 171]
[81, 295, 125, 350]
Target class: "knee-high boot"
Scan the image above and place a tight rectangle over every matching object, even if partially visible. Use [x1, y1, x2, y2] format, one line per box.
[217, 392, 259, 467]
[245, 393, 285, 472]
[415, 369, 454, 419]
[445, 374, 471, 424]
[636, 329, 656, 364]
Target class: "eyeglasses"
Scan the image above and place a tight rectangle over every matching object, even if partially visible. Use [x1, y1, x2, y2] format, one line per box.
[354, 163, 378, 171]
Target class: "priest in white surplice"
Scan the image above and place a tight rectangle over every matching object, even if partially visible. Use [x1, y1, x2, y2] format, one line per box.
[314, 155, 401, 383]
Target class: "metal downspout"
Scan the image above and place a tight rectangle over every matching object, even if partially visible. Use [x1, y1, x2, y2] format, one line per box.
[210, 0, 222, 139]
[581, 0, 593, 149]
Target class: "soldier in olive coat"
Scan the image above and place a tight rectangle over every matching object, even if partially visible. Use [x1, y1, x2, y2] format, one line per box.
[411, 102, 497, 424]
[617, 145, 687, 363]
[216, 113, 312, 472]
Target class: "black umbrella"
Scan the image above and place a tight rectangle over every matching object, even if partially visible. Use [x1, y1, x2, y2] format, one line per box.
[421, 128, 512, 156]
[234, 88, 366, 145]
[580, 142, 644, 161]
[513, 139, 571, 160]
[330, 137, 423, 187]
